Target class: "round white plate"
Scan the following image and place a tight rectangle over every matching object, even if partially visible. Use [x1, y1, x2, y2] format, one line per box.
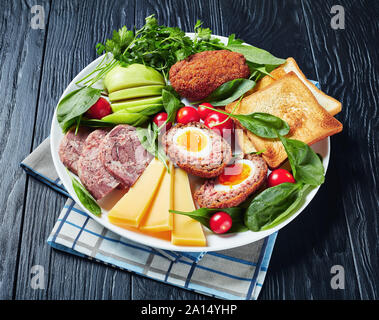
[50, 34, 330, 252]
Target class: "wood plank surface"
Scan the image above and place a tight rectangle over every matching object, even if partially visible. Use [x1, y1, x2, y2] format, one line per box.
[0, 0, 50, 299]
[1, 0, 377, 300]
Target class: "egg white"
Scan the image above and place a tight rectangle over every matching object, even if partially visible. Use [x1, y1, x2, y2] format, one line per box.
[172, 127, 212, 158]
[214, 159, 257, 192]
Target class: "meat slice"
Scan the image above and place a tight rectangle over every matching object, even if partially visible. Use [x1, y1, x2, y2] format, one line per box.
[58, 127, 91, 175]
[77, 129, 120, 200]
[99, 124, 153, 188]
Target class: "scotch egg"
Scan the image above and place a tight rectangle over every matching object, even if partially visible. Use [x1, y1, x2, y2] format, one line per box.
[161, 122, 232, 178]
[194, 154, 268, 209]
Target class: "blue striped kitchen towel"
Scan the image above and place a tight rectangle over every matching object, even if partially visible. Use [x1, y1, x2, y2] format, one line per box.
[21, 137, 277, 299]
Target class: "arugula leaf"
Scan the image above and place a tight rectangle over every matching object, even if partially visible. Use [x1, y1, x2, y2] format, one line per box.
[170, 207, 248, 234]
[57, 87, 101, 133]
[227, 43, 286, 66]
[68, 171, 101, 216]
[199, 79, 256, 106]
[279, 136, 325, 186]
[245, 182, 302, 231]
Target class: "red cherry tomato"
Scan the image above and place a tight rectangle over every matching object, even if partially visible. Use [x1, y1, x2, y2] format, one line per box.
[86, 97, 112, 119]
[209, 212, 233, 234]
[267, 169, 296, 187]
[176, 106, 200, 124]
[197, 103, 214, 120]
[204, 111, 234, 136]
[153, 112, 172, 131]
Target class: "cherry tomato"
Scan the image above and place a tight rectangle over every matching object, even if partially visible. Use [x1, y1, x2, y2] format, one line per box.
[267, 169, 296, 187]
[153, 112, 172, 131]
[204, 111, 234, 136]
[176, 106, 200, 124]
[197, 103, 214, 120]
[86, 97, 112, 119]
[209, 212, 233, 234]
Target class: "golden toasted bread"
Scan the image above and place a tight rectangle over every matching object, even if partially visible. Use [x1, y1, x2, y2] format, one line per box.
[226, 72, 343, 169]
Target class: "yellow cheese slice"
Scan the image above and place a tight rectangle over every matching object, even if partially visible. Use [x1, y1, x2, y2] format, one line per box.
[171, 168, 206, 246]
[139, 163, 174, 232]
[108, 158, 165, 228]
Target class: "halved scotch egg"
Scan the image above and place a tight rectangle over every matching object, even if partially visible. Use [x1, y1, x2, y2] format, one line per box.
[194, 154, 268, 208]
[161, 122, 232, 178]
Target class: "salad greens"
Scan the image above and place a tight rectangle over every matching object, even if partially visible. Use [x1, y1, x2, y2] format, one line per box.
[170, 207, 248, 234]
[198, 79, 256, 106]
[56, 87, 102, 132]
[68, 171, 101, 216]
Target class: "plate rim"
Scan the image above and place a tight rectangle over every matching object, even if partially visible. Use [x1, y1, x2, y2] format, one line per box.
[50, 33, 330, 252]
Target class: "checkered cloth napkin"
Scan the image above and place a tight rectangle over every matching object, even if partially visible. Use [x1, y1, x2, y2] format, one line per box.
[21, 138, 277, 299]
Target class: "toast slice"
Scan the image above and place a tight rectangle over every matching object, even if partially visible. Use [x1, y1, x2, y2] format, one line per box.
[226, 72, 343, 169]
[252, 57, 342, 116]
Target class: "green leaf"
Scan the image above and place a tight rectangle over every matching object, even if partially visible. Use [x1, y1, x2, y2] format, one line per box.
[57, 87, 101, 133]
[68, 172, 101, 216]
[279, 136, 325, 186]
[170, 207, 248, 234]
[245, 182, 302, 231]
[234, 112, 290, 138]
[227, 43, 286, 66]
[200, 79, 256, 106]
[261, 184, 314, 230]
[162, 87, 184, 123]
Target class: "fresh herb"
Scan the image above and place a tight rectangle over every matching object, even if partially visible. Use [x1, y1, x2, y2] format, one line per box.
[201, 105, 290, 138]
[68, 171, 101, 216]
[279, 135, 325, 186]
[245, 182, 303, 231]
[57, 87, 101, 132]
[162, 86, 184, 123]
[170, 207, 248, 234]
[198, 79, 255, 106]
[96, 16, 225, 83]
[136, 122, 169, 172]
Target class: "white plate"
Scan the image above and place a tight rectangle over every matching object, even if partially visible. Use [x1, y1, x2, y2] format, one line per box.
[50, 34, 330, 252]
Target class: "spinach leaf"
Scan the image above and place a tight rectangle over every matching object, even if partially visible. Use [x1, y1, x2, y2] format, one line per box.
[227, 44, 286, 66]
[57, 86, 102, 133]
[68, 172, 101, 216]
[245, 182, 302, 231]
[200, 79, 255, 106]
[200, 106, 290, 138]
[162, 87, 184, 123]
[279, 136, 325, 186]
[170, 207, 248, 234]
[261, 184, 314, 230]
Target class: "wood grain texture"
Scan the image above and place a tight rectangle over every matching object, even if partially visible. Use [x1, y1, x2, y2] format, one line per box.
[14, 0, 136, 300]
[0, 0, 50, 299]
[301, 0, 378, 300]
[1, 0, 377, 300]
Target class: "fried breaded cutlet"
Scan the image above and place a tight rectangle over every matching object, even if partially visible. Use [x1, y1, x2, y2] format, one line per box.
[169, 50, 250, 101]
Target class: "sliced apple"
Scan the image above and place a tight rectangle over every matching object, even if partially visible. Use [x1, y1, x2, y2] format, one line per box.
[109, 85, 164, 102]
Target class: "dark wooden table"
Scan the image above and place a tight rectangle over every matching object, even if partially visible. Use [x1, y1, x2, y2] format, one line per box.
[1, 0, 377, 300]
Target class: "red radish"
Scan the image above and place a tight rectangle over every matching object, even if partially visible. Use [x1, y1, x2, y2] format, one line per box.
[209, 211, 233, 234]
[267, 169, 296, 187]
[197, 103, 214, 120]
[86, 97, 112, 119]
[153, 112, 172, 131]
[176, 106, 200, 124]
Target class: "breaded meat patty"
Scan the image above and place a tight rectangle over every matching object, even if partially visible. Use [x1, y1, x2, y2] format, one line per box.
[169, 50, 250, 101]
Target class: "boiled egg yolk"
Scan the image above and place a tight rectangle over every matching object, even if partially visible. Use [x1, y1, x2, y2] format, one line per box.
[176, 130, 208, 152]
[218, 163, 251, 186]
